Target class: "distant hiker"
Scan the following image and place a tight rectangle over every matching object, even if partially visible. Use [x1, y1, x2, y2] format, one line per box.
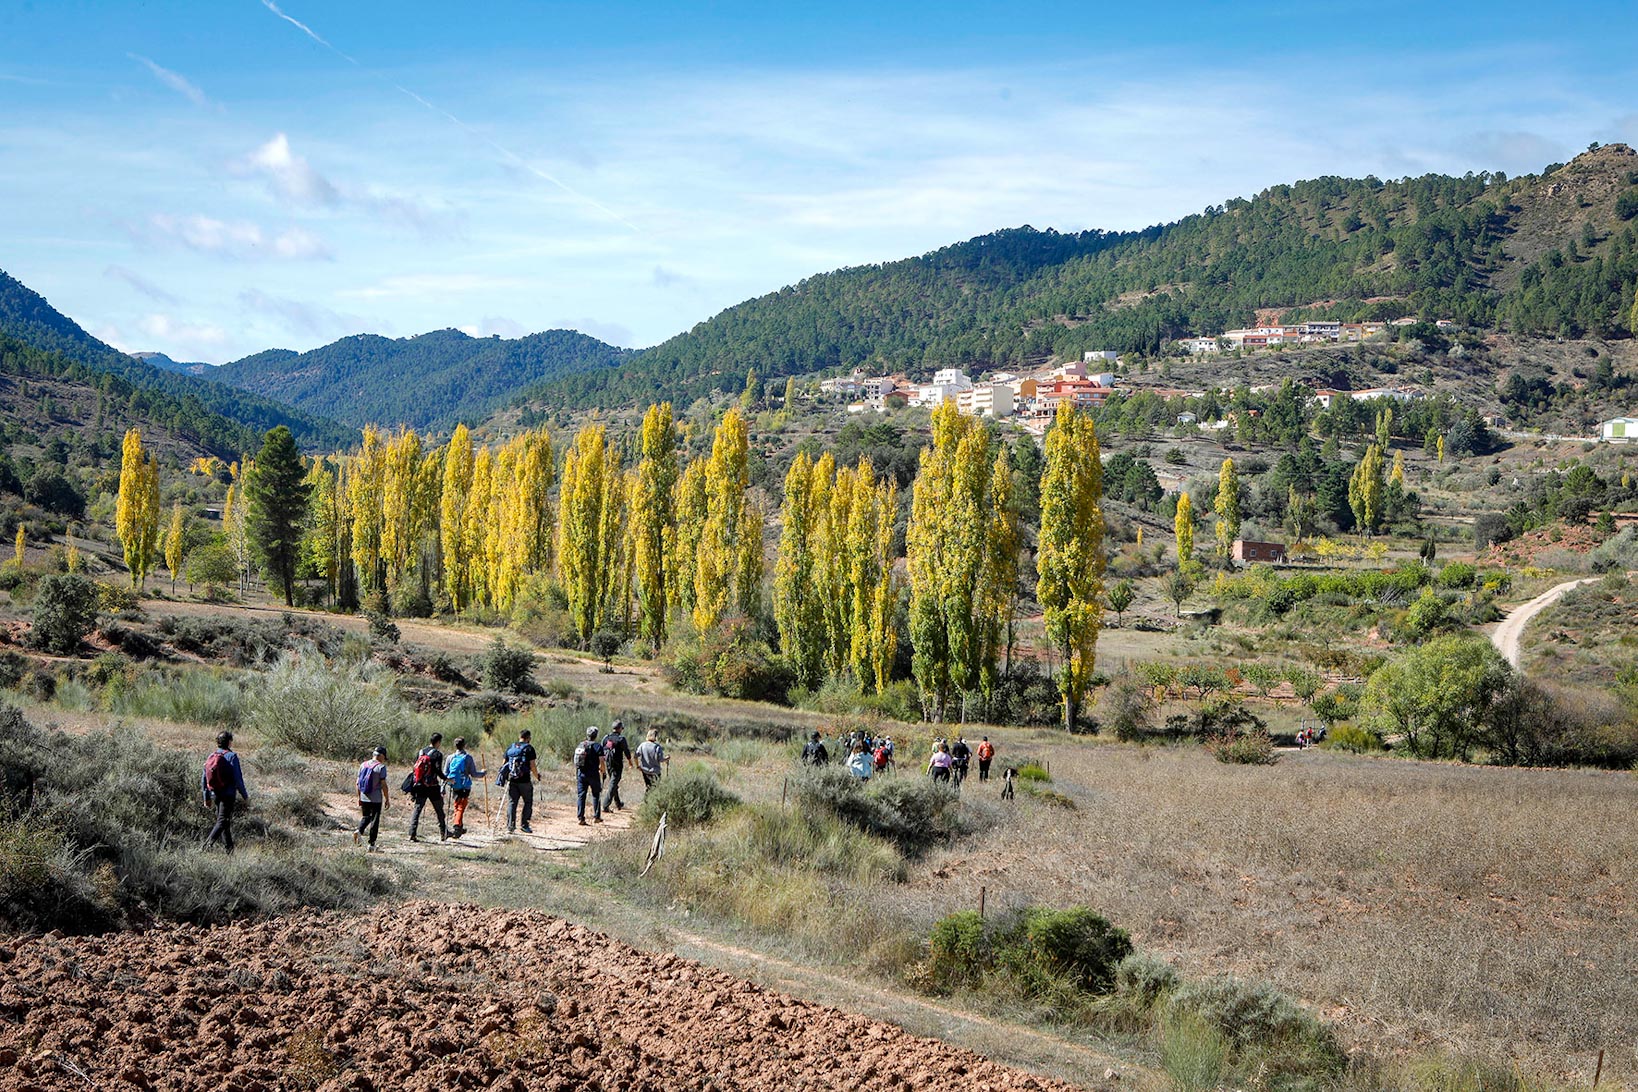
[444, 738, 485, 838]
[499, 729, 539, 834]
[1000, 767, 1016, 801]
[201, 731, 248, 855]
[976, 736, 995, 782]
[407, 732, 449, 843]
[601, 719, 632, 812]
[846, 742, 873, 781]
[872, 740, 890, 774]
[801, 731, 829, 766]
[355, 745, 389, 852]
[927, 741, 953, 783]
[574, 726, 606, 826]
[635, 728, 669, 793]
[950, 736, 972, 787]
[882, 735, 895, 770]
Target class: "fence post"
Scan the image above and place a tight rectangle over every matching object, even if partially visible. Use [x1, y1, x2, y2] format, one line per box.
[979, 885, 986, 920]
[1594, 1049, 1604, 1088]
[781, 777, 788, 807]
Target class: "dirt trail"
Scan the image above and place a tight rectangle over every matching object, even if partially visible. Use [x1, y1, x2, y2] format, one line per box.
[1489, 577, 1598, 666]
[320, 789, 636, 855]
[0, 902, 1088, 1092]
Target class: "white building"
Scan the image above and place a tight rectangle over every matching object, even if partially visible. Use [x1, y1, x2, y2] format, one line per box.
[931, 367, 973, 391]
[1601, 416, 1638, 442]
[1083, 350, 1119, 364]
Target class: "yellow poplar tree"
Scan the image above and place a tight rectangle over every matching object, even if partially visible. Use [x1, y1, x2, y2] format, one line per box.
[670, 458, 708, 622]
[1214, 457, 1240, 559]
[1174, 491, 1194, 569]
[115, 428, 161, 588]
[693, 408, 753, 633]
[851, 471, 900, 693]
[348, 427, 386, 596]
[464, 447, 495, 609]
[977, 445, 1020, 707]
[774, 451, 827, 688]
[440, 424, 475, 612]
[1036, 401, 1106, 731]
[631, 403, 679, 647]
[1349, 443, 1386, 535]
[164, 502, 185, 593]
[557, 424, 624, 643]
[13, 525, 22, 567]
[1390, 449, 1406, 486]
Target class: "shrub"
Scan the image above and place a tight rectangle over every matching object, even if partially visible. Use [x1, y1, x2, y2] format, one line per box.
[793, 767, 965, 855]
[1205, 724, 1277, 765]
[0, 651, 27, 690]
[1012, 907, 1133, 994]
[637, 765, 740, 828]
[1324, 722, 1383, 754]
[664, 619, 791, 703]
[927, 909, 989, 989]
[479, 638, 537, 693]
[924, 904, 1132, 999]
[1016, 763, 1050, 783]
[364, 609, 400, 644]
[27, 572, 100, 655]
[107, 668, 245, 728]
[1114, 951, 1181, 1006]
[243, 653, 412, 761]
[1436, 561, 1478, 589]
[1167, 976, 1346, 1085]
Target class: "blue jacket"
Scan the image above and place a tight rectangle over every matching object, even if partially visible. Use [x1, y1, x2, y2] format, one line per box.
[201, 749, 248, 802]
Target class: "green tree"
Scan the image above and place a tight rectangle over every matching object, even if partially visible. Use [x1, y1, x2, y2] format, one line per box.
[28, 572, 100, 655]
[1107, 579, 1135, 625]
[245, 426, 312, 607]
[774, 451, 827, 689]
[1036, 402, 1106, 730]
[1362, 636, 1512, 760]
[1163, 568, 1194, 616]
[163, 502, 186, 594]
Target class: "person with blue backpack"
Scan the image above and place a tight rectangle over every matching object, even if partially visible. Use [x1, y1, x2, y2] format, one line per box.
[354, 745, 390, 852]
[498, 728, 539, 835]
[444, 737, 486, 838]
[201, 731, 248, 854]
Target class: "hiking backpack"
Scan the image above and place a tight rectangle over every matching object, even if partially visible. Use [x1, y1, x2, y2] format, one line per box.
[411, 750, 438, 787]
[503, 745, 530, 785]
[573, 740, 599, 772]
[204, 751, 235, 796]
[356, 762, 380, 798]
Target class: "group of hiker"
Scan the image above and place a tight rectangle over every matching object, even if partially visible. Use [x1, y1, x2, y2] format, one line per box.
[199, 720, 670, 855]
[800, 729, 997, 787]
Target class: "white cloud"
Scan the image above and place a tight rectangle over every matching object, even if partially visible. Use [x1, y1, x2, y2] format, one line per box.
[239, 288, 363, 338]
[339, 273, 527, 300]
[235, 132, 339, 206]
[140, 213, 332, 261]
[127, 53, 214, 109]
[548, 317, 634, 348]
[135, 313, 230, 357]
[458, 315, 526, 339]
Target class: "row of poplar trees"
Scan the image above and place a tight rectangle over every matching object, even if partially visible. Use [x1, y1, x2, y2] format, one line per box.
[118, 397, 1110, 729]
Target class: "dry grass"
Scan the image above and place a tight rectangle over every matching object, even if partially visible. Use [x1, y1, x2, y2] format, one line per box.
[880, 742, 1636, 1083]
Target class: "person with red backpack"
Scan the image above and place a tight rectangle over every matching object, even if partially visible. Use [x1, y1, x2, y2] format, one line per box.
[976, 736, 996, 782]
[406, 732, 449, 843]
[201, 731, 248, 855]
[354, 745, 390, 852]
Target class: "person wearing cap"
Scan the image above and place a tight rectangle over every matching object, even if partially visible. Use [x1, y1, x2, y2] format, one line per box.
[355, 745, 390, 852]
[600, 719, 633, 812]
[573, 726, 607, 826]
[800, 731, 829, 766]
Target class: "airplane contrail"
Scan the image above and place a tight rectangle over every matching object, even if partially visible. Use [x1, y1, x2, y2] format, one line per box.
[258, 0, 639, 233]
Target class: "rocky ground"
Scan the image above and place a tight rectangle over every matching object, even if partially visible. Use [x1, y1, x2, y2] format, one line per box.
[0, 901, 1083, 1092]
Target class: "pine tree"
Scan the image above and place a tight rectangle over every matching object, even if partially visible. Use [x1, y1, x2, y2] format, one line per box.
[632, 403, 679, 647]
[1036, 402, 1106, 731]
[1174, 491, 1195, 568]
[245, 426, 311, 607]
[1214, 458, 1240, 559]
[115, 428, 160, 589]
[164, 502, 185, 593]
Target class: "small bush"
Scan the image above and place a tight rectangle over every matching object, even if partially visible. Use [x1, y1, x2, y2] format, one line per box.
[927, 909, 989, 989]
[793, 767, 965, 855]
[663, 618, 792, 703]
[1324, 722, 1384, 754]
[1168, 976, 1346, 1086]
[27, 572, 100, 655]
[244, 653, 412, 761]
[637, 765, 740, 828]
[1160, 1010, 1230, 1092]
[1016, 763, 1050, 783]
[479, 638, 537, 693]
[364, 609, 400, 643]
[1013, 907, 1133, 994]
[1115, 951, 1181, 1006]
[0, 651, 28, 690]
[924, 904, 1132, 1001]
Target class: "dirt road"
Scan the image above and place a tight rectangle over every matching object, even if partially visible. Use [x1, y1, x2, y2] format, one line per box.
[1489, 577, 1598, 666]
[0, 901, 1087, 1091]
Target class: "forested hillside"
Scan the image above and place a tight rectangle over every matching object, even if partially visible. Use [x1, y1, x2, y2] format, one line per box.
[211, 327, 632, 430]
[533, 144, 1638, 410]
[0, 270, 353, 449]
[0, 333, 250, 460]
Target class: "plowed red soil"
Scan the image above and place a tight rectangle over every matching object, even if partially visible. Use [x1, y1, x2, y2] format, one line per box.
[0, 902, 1083, 1092]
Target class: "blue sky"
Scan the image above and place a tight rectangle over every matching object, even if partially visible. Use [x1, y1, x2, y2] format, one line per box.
[2, 1, 1635, 363]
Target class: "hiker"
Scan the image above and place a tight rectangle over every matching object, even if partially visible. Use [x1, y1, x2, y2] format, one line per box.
[407, 732, 449, 843]
[927, 741, 953, 783]
[574, 726, 606, 826]
[601, 719, 632, 812]
[950, 736, 972, 787]
[882, 735, 895, 770]
[499, 729, 539, 834]
[201, 731, 248, 855]
[846, 742, 873, 781]
[355, 745, 389, 852]
[872, 739, 890, 774]
[445, 738, 485, 837]
[801, 731, 829, 766]
[976, 736, 995, 782]
[635, 728, 668, 792]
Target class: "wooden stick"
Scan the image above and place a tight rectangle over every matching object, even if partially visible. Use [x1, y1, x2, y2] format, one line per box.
[1593, 1049, 1604, 1088]
[979, 885, 987, 920]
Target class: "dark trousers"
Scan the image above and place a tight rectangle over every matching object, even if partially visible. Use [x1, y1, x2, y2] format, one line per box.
[601, 766, 625, 810]
[978, 759, 992, 781]
[409, 787, 446, 839]
[507, 780, 534, 831]
[641, 769, 659, 792]
[357, 801, 382, 845]
[204, 795, 236, 854]
[576, 772, 602, 821]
